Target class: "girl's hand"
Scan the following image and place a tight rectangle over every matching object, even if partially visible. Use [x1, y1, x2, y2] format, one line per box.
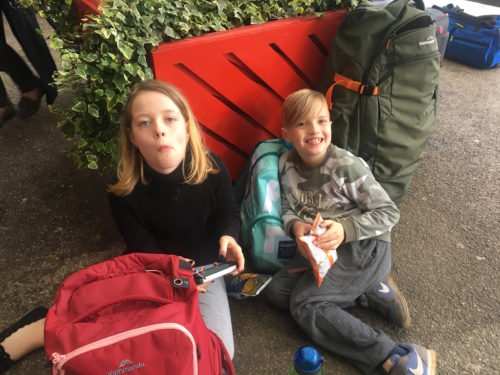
[219, 235, 244, 274]
[313, 220, 345, 250]
[196, 279, 213, 293]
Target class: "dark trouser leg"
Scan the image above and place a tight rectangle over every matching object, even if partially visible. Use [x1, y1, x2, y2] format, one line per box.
[0, 45, 39, 94]
[0, 77, 6, 107]
[285, 240, 394, 374]
[1, 1, 57, 103]
[0, 7, 38, 95]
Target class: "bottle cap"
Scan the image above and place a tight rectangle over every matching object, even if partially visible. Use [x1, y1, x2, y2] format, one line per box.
[293, 346, 324, 374]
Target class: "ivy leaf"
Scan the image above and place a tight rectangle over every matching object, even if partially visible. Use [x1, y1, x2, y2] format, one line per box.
[78, 137, 88, 148]
[50, 37, 63, 50]
[88, 104, 100, 118]
[72, 101, 87, 113]
[75, 65, 87, 80]
[87, 160, 98, 170]
[116, 40, 134, 60]
[113, 73, 128, 90]
[100, 28, 111, 39]
[164, 26, 176, 39]
[215, 0, 227, 13]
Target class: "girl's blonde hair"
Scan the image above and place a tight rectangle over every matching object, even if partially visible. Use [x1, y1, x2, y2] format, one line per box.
[108, 80, 218, 196]
[281, 88, 328, 128]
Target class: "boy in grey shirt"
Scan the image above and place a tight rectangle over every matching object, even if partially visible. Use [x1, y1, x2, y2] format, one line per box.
[266, 89, 435, 374]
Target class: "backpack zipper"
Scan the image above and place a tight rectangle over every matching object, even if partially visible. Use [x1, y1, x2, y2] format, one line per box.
[449, 34, 490, 47]
[386, 50, 440, 69]
[252, 214, 283, 227]
[51, 323, 198, 375]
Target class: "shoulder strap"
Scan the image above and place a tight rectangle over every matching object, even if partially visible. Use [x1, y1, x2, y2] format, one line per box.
[386, 0, 425, 18]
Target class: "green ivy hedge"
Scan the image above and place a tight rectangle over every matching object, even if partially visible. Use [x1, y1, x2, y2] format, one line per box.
[22, 0, 363, 172]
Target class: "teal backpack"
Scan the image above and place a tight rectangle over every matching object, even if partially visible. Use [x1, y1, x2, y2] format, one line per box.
[319, 0, 440, 203]
[239, 139, 296, 273]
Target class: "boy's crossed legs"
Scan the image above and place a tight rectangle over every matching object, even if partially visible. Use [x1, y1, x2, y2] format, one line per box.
[266, 239, 435, 374]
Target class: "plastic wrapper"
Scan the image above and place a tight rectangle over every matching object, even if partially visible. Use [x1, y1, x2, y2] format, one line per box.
[299, 213, 338, 286]
[225, 273, 272, 299]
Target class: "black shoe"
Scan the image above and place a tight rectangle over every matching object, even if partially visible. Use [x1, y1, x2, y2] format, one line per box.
[0, 345, 14, 374]
[45, 84, 58, 105]
[0, 100, 16, 128]
[17, 87, 45, 119]
[0, 306, 48, 373]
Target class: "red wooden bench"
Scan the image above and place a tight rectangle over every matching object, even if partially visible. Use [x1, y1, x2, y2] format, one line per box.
[73, 1, 346, 180]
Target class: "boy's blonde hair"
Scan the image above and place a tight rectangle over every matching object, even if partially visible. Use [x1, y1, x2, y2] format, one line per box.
[281, 89, 328, 128]
[108, 80, 218, 196]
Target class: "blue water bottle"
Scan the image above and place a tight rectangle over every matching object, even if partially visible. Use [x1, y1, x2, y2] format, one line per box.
[289, 346, 324, 375]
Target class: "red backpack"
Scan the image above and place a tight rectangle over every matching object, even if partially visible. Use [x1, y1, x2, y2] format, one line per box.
[44, 253, 235, 375]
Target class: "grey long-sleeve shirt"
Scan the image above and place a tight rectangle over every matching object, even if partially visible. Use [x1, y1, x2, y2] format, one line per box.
[279, 144, 400, 243]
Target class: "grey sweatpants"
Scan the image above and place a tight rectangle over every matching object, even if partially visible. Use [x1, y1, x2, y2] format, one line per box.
[198, 276, 234, 358]
[266, 239, 395, 374]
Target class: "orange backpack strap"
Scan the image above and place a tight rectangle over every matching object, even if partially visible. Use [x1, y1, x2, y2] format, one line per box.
[325, 72, 379, 110]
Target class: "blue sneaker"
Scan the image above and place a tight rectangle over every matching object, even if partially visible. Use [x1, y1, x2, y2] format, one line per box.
[383, 343, 436, 375]
[357, 275, 411, 328]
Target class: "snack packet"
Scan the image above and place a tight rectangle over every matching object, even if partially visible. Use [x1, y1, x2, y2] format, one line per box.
[299, 213, 338, 286]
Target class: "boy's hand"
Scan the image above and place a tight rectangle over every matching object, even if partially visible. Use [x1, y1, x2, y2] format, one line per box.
[219, 235, 245, 274]
[292, 221, 313, 260]
[313, 220, 345, 250]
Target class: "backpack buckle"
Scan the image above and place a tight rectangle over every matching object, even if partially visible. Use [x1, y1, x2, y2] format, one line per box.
[359, 84, 377, 96]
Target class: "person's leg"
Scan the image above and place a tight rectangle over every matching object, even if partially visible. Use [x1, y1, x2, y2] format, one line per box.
[0, 11, 39, 96]
[290, 240, 395, 374]
[0, 78, 15, 127]
[198, 277, 234, 358]
[266, 253, 309, 309]
[0, 307, 47, 373]
[2, 2, 57, 104]
[0, 7, 17, 123]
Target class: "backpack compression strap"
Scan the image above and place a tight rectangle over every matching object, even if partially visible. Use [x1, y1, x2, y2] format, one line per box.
[325, 72, 378, 110]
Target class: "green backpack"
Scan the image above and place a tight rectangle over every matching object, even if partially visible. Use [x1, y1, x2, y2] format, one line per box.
[239, 139, 296, 273]
[319, 0, 440, 203]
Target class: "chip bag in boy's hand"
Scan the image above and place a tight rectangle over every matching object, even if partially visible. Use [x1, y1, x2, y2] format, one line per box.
[299, 213, 338, 286]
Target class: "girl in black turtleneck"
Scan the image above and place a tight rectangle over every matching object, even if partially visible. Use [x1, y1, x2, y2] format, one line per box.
[0, 80, 244, 372]
[107, 80, 244, 358]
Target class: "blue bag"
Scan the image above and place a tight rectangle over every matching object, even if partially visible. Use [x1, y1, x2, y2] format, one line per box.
[443, 4, 500, 69]
[239, 139, 296, 273]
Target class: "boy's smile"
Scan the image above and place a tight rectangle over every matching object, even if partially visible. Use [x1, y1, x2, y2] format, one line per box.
[282, 102, 332, 167]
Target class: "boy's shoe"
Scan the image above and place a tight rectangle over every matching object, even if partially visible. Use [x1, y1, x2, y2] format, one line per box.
[383, 343, 436, 375]
[357, 275, 411, 328]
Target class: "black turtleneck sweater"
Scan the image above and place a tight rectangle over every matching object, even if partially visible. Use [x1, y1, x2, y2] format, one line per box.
[108, 152, 241, 265]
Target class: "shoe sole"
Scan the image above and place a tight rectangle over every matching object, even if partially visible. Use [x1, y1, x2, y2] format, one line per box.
[408, 346, 437, 375]
[386, 275, 411, 329]
[428, 350, 437, 375]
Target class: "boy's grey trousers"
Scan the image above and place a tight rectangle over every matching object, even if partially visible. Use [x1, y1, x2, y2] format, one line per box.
[266, 239, 395, 374]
